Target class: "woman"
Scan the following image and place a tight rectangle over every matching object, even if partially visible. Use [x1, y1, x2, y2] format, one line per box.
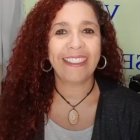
[0, 0, 140, 140]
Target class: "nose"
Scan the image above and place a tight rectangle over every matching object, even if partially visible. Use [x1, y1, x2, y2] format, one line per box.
[67, 32, 85, 49]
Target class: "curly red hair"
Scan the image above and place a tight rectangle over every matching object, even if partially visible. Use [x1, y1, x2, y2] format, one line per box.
[0, 0, 124, 139]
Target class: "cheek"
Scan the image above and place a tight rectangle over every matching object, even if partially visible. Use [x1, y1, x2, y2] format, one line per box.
[48, 42, 62, 64]
[48, 39, 57, 56]
[89, 41, 101, 64]
[48, 41, 55, 63]
[90, 40, 101, 55]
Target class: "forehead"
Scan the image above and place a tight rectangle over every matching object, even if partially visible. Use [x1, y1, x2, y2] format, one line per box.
[51, 1, 98, 26]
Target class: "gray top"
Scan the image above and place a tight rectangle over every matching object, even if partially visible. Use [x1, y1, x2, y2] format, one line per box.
[45, 119, 93, 140]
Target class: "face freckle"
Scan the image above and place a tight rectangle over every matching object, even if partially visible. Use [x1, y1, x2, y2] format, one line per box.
[48, 1, 101, 83]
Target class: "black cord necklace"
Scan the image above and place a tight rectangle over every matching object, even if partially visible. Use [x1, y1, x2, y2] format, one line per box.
[54, 79, 95, 125]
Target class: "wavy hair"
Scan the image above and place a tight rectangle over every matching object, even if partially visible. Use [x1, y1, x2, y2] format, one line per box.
[0, 0, 124, 139]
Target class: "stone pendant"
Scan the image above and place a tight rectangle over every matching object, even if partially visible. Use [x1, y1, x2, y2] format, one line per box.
[68, 108, 79, 125]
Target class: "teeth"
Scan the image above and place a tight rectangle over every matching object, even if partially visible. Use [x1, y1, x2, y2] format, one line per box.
[64, 58, 86, 64]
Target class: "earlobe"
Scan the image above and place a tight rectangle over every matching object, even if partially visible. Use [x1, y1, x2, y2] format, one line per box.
[40, 58, 53, 73]
[97, 55, 107, 70]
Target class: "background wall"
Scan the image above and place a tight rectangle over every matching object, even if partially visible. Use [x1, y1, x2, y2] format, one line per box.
[0, 0, 24, 84]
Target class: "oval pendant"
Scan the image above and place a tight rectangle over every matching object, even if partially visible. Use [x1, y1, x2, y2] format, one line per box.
[68, 109, 79, 125]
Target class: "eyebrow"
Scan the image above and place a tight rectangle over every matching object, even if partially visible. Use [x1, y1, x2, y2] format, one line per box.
[51, 20, 99, 29]
[82, 20, 99, 28]
[51, 22, 68, 29]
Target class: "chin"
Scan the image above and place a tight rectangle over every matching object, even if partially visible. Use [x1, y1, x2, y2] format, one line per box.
[64, 75, 92, 84]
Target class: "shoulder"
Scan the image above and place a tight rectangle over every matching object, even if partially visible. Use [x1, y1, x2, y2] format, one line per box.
[104, 84, 140, 106]
[97, 76, 140, 104]
[97, 76, 140, 114]
[99, 79, 140, 120]
[95, 78, 140, 139]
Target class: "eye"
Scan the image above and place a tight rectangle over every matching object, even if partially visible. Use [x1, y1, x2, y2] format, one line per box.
[83, 28, 94, 34]
[55, 29, 67, 35]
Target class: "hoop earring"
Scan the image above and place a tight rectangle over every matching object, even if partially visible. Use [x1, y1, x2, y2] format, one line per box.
[97, 55, 107, 70]
[40, 59, 52, 73]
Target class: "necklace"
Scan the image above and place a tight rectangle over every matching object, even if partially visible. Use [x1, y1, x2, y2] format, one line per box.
[54, 79, 95, 125]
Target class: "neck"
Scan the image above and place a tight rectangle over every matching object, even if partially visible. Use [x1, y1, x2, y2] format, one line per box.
[54, 77, 95, 100]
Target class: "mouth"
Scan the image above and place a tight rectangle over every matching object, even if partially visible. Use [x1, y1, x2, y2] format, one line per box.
[63, 56, 87, 66]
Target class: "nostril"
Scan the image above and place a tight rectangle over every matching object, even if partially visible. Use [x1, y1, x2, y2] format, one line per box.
[67, 38, 85, 50]
[70, 45, 82, 50]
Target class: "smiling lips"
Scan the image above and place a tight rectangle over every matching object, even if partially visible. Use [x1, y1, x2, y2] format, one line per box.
[63, 56, 87, 66]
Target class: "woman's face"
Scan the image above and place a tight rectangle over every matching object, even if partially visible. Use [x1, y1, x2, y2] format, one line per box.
[48, 1, 101, 83]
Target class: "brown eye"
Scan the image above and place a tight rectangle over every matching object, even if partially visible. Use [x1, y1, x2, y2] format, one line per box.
[83, 28, 94, 34]
[55, 29, 67, 35]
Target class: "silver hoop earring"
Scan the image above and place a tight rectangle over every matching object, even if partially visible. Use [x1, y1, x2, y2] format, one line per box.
[97, 55, 107, 70]
[40, 59, 52, 73]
